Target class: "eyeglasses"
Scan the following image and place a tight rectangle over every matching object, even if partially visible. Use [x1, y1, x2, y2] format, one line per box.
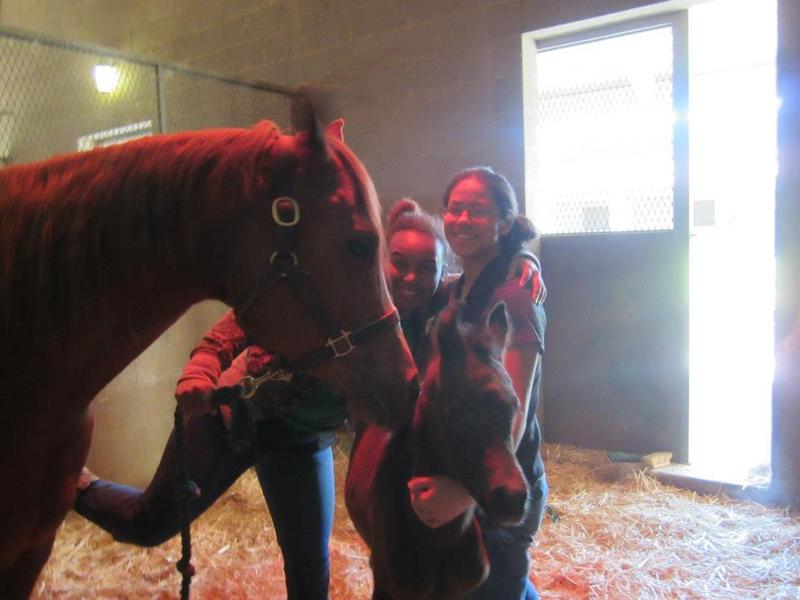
[442, 203, 496, 222]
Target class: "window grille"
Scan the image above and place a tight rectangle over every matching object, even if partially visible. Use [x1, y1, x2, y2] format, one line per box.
[527, 26, 676, 235]
[0, 26, 291, 166]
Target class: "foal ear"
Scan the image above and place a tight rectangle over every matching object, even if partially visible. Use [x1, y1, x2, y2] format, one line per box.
[325, 119, 345, 142]
[486, 302, 510, 352]
[437, 301, 467, 366]
[290, 87, 330, 160]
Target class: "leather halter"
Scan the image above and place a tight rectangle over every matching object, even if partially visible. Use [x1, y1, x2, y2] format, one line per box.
[236, 195, 400, 381]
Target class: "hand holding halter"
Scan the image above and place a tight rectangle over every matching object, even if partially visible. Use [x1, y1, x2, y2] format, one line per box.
[211, 362, 307, 450]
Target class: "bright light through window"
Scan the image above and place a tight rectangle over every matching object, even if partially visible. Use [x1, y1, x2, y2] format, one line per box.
[530, 27, 675, 234]
[687, 0, 776, 483]
[524, 0, 777, 485]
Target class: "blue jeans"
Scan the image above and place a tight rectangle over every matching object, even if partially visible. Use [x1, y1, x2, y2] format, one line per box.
[468, 474, 548, 600]
[466, 530, 539, 600]
[75, 413, 335, 600]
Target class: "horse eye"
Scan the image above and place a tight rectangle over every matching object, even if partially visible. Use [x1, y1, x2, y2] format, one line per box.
[347, 235, 377, 259]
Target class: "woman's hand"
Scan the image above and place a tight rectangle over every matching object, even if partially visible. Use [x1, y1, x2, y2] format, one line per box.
[408, 475, 476, 529]
[508, 255, 547, 305]
[174, 379, 215, 418]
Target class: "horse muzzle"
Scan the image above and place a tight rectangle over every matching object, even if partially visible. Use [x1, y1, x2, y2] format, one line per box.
[476, 445, 529, 527]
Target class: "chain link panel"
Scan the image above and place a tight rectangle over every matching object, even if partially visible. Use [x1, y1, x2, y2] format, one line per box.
[0, 27, 290, 167]
[533, 26, 675, 235]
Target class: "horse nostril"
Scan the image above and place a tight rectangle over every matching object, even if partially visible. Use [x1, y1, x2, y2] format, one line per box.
[486, 486, 528, 527]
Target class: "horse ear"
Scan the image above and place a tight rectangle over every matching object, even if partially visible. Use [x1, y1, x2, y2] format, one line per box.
[486, 302, 510, 353]
[290, 87, 330, 159]
[437, 300, 467, 366]
[325, 119, 345, 142]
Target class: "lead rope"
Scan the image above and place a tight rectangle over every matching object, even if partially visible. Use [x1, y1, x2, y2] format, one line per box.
[174, 406, 197, 600]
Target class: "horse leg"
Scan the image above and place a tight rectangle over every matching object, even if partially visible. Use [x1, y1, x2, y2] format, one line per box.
[440, 519, 489, 598]
[16, 406, 94, 598]
[0, 534, 56, 599]
[370, 559, 392, 600]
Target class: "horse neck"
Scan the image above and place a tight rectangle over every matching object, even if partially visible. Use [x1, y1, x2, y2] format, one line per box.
[409, 366, 478, 532]
[0, 133, 252, 403]
[410, 365, 446, 472]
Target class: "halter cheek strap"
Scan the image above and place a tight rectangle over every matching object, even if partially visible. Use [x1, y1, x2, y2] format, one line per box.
[236, 194, 400, 374]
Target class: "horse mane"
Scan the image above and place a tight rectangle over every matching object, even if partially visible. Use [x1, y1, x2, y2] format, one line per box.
[0, 121, 282, 341]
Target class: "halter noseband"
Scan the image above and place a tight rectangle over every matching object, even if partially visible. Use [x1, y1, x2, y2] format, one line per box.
[236, 195, 400, 376]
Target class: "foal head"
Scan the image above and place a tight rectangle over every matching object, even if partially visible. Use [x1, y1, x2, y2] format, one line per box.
[227, 96, 416, 429]
[418, 301, 528, 526]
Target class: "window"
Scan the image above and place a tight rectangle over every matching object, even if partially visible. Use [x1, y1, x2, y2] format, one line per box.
[524, 23, 678, 235]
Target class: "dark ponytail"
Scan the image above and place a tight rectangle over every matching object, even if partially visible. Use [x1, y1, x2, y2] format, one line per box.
[443, 166, 537, 255]
[501, 215, 537, 255]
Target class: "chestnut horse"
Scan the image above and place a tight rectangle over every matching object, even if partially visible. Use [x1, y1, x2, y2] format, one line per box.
[346, 301, 528, 599]
[0, 96, 416, 598]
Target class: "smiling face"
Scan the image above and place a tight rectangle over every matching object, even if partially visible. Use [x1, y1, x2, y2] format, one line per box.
[443, 176, 511, 264]
[385, 229, 444, 317]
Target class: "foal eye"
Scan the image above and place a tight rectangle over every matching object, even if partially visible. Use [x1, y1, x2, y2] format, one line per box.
[347, 235, 377, 259]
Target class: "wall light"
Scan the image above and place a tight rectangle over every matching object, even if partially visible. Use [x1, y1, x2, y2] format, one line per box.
[93, 64, 120, 94]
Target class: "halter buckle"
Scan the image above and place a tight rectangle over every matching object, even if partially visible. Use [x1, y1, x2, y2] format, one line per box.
[272, 196, 300, 227]
[327, 330, 355, 358]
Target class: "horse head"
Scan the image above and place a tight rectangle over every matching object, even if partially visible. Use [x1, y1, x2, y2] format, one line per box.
[417, 300, 529, 527]
[225, 92, 416, 429]
[345, 300, 530, 599]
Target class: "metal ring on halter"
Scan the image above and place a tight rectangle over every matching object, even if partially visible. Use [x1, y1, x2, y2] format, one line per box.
[270, 251, 299, 267]
[271, 196, 300, 227]
[238, 376, 259, 399]
[238, 368, 294, 400]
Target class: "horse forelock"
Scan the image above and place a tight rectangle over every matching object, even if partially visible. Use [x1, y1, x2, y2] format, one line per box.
[0, 121, 283, 343]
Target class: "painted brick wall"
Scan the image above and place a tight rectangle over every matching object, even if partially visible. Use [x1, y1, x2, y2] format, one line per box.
[84, 300, 228, 486]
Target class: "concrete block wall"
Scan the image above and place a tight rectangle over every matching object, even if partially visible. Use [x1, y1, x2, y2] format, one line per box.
[84, 300, 227, 486]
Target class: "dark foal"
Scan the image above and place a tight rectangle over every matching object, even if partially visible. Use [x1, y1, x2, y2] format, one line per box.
[346, 301, 529, 599]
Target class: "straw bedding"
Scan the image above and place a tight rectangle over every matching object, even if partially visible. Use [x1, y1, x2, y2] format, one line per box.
[33, 439, 799, 599]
